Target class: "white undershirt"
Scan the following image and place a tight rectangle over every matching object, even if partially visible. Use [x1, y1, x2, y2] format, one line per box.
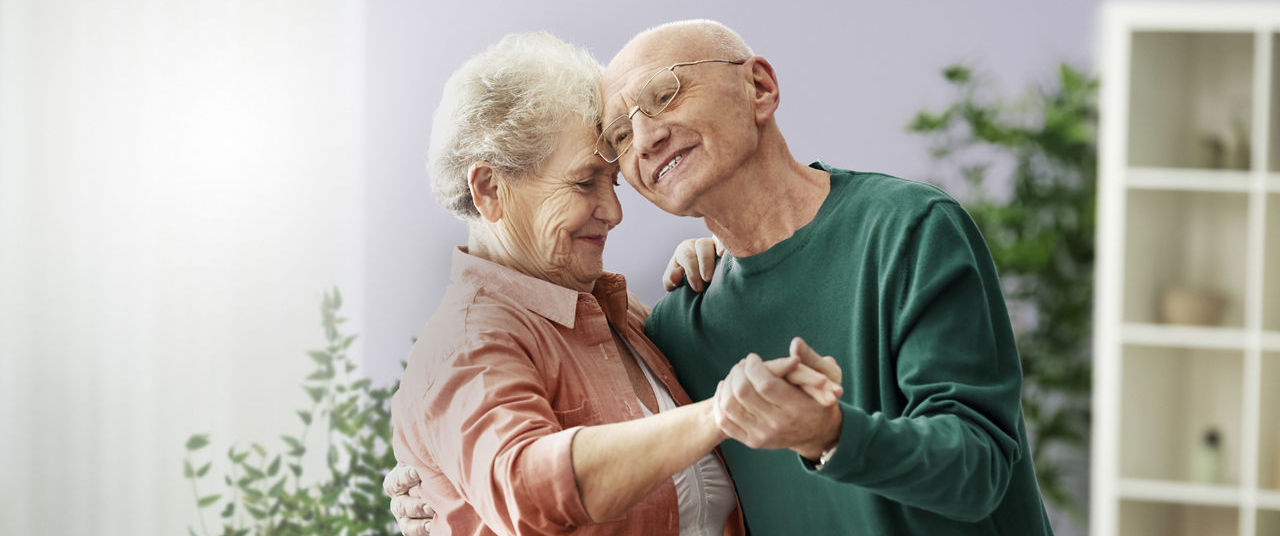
[619, 333, 735, 536]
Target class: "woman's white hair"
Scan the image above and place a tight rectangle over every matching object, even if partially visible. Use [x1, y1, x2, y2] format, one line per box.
[428, 32, 603, 221]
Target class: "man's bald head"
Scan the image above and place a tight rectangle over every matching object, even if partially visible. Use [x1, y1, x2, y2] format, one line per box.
[600, 19, 782, 218]
[611, 20, 754, 68]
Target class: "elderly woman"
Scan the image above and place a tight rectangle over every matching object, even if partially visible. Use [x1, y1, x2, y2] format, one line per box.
[390, 31, 840, 535]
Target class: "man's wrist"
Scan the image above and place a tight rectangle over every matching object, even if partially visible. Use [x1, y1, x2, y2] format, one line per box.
[799, 403, 843, 461]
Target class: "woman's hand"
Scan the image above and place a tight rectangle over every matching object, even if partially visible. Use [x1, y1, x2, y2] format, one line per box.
[663, 236, 724, 292]
[383, 463, 434, 536]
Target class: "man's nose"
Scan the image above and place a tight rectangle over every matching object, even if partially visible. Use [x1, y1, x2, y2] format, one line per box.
[630, 113, 670, 159]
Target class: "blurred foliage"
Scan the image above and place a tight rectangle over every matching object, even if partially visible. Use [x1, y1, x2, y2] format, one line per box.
[184, 288, 401, 536]
[908, 63, 1097, 518]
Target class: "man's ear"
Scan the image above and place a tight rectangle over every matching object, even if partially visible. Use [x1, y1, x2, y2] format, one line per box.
[745, 57, 780, 126]
[468, 162, 503, 223]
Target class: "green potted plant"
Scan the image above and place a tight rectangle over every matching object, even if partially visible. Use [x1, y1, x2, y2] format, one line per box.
[184, 288, 400, 536]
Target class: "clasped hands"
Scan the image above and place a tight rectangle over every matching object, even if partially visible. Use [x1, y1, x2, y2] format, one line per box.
[712, 336, 844, 461]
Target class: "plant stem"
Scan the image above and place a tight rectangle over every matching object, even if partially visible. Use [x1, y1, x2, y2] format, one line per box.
[187, 456, 210, 536]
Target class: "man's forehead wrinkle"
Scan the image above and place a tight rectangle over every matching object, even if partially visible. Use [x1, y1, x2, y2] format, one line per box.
[603, 28, 714, 115]
[602, 62, 654, 115]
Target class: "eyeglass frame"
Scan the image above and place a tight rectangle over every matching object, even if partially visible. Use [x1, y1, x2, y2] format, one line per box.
[594, 58, 747, 163]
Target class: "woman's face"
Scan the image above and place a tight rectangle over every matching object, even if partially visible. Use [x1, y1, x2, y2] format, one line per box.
[498, 122, 623, 292]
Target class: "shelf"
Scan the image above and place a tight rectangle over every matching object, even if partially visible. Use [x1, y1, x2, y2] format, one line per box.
[1121, 323, 1248, 350]
[1262, 509, 1280, 535]
[1120, 346, 1243, 485]
[1127, 167, 1253, 192]
[1269, 173, 1280, 192]
[1128, 31, 1254, 170]
[1098, 11, 1280, 536]
[1118, 478, 1243, 506]
[1265, 332, 1280, 351]
[1123, 190, 1249, 327]
[1262, 490, 1280, 511]
[1119, 499, 1238, 536]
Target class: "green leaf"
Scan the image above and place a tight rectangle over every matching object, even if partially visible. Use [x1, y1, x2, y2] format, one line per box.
[297, 410, 312, 425]
[186, 434, 210, 451]
[282, 435, 306, 457]
[268, 476, 286, 496]
[242, 465, 264, 480]
[307, 350, 332, 366]
[196, 462, 212, 477]
[341, 334, 358, 349]
[251, 443, 266, 458]
[307, 368, 335, 381]
[220, 501, 235, 518]
[942, 63, 971, 83]
[289, 463, 302, 477]
[267, 455, 281, 477]
[305, 386, 326, 403]
[321, 487, 342, 506]
[197, 494, 221, 508]
[183, 459, 195, 478]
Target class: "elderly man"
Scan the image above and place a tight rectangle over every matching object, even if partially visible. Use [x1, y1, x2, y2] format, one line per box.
[392, 20, 1053, 535]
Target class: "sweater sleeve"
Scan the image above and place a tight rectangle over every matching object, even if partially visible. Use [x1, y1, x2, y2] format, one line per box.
[806, 200, 1024, 522]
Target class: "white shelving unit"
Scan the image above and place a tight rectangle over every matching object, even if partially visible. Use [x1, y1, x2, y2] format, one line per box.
[1093, 4, 1280, 536]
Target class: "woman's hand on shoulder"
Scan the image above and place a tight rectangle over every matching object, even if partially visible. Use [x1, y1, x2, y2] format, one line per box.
[663, 236, 723, 293]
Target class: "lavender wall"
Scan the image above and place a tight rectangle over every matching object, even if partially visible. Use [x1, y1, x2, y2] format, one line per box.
[362, 1, 1113, 531]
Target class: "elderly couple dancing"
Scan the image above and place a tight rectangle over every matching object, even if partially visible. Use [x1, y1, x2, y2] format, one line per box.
[382, 19, 1053, 536]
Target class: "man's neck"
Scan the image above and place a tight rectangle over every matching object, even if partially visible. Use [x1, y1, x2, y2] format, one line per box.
[695, 144, 830, 258]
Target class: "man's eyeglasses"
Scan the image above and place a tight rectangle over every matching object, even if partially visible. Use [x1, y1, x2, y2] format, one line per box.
[594, 58, 746, 163]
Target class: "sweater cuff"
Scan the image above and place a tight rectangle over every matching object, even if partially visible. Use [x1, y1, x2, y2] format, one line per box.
[798, 402, 872, 481]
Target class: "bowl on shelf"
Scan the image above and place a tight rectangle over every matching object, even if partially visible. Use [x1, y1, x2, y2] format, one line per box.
[1159, 287, 1226, 326]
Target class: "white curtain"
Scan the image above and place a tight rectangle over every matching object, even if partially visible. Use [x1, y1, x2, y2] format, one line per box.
[0, 1, 366, 533]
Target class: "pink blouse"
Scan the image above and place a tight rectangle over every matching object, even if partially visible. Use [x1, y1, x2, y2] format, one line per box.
[390, 248, 745, 536]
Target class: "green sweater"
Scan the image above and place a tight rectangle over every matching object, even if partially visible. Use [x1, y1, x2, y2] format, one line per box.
[645, 163, 1053, 535]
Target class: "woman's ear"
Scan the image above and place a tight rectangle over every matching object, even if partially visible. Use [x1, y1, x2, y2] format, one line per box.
[745, 56, 780, 126]
[468, 162, 503, 223]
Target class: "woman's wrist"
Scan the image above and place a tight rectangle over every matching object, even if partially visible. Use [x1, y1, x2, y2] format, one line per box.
[694, 399, 728, 445]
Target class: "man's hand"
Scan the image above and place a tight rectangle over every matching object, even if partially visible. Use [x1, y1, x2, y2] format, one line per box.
[713, 337, 844, 460]
[383, 463, 435, 536]
[663, 236, 724, 292]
